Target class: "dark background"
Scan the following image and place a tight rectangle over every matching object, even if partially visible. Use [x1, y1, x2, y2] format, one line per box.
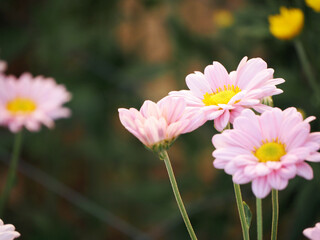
[0, 0, 320, 239]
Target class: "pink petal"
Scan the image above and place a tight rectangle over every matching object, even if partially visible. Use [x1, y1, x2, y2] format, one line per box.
[267, 171, 288, 190]
[204, 61, 231, 90]
[278, 164, 297, 179]
[158, 96, 186, 123]
[214, 110, 230, 132]
[296, 162, 313, 180]
[251, 177, 271, 198]
[306, 152, 320, 162]
[235, 58, 268, 89]
[232, 170, 252, 184]
[186, 72, 212, 98]
[140, 100, 161, 118]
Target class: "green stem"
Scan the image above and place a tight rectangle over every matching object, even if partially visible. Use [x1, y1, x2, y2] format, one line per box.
[159, 151, 198, 240]
[0, 131, 23, 215]
[233, 183, 250, 240]
[256, 198, 263, 240]
[294, 39, 320, 105]
[271, 189, 279, 240]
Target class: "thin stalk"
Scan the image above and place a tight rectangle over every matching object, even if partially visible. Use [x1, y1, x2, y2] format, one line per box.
[233, 183, 250, 240]
[159, 151, 198, 240]
[294, 39, 320, 105]
[271, 189, 279, 240]
[256, 198, 263, 240]
[0, 131, 23, 215]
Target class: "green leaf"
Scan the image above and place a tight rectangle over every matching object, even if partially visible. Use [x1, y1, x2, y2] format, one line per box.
[243, 201, 252, 228]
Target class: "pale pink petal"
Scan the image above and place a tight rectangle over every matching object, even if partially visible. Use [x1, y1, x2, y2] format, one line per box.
[140, 100, 161, 118]
[0, 219, 20, 239]
[158, 96, 186, 123]
[303, 223, 320, 240]
[267, 171, 288, 190]
[306, 152, 320, 162]
[235, 58, 268, 89]
[186, 72, 212, 98]
[296, 162, 313, 180]
[252, 177, 271, 198]
[214, 110, 230, 132]
[204, 61, 231, 89]
[233, 170, 252, 184]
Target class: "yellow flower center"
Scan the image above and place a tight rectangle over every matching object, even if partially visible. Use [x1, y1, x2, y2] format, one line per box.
[7, 98, 37, 114]
[255, 141, 286, 163]
[268, 7, 304, 40]
[202, 85, 241, 106]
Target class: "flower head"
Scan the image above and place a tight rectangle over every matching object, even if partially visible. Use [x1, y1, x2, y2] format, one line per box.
[119, 96, 203, 152]
[0, 73, 71, 132]
[0, 219, 20, 240]
[306, 0, 320, 12]
[169, 57, 284, 131]
[304, 223, 320, 239]
[269, 7, 304, 40]
[212, 107, 320, 198]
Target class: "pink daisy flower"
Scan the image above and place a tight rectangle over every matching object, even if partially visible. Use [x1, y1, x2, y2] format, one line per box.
[0, 219, 20, 240]
[304, 223, 320, 240]
[119, 96, 204, 151]
[212, 107, 320, 198]
[170, 57, 285, 131]
[0, 73, 71, 132]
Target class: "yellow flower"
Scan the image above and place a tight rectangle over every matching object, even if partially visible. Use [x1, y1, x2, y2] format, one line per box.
[213, 9, 234, 29]
[306, 0, 320, 12]
[268, 7, 304, 40]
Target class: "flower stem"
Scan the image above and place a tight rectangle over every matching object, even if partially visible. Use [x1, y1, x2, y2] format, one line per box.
[0, 131, 23, 215]
[233, 183, 250, 240]
[271, 189, 279, 240]
[159, 151, 198, 240]
[256, 198, 263, 240]
[294, 39, 320, 105]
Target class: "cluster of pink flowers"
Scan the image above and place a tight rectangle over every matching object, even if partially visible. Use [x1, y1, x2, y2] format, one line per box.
[0, 60, 71, 132]
[119, 56, 320, 238]
[120, 57, 285, 147]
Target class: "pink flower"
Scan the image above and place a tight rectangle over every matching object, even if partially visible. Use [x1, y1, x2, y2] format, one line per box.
[212, 107, 320, 198]
[0, 219, 20, 240]
[170, 57, 284, 131]
[304, 223, 320, 240]
[0, 73, 71, 132]
[119, 96, 204, 151]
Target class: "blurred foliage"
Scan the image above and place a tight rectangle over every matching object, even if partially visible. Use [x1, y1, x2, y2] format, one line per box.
[0, 0, 320, 239]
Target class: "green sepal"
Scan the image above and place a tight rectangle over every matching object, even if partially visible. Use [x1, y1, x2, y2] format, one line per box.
[243, 201, 252, 228]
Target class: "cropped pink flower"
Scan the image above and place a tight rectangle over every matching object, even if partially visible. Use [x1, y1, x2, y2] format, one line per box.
[0, 219, 20, 240]
[170, 57, 284, 131]
[212, 107, 320, 198]
[119, 96, 204, 150]
[0, 73, 71, 132]
[304, 223, 320, 240]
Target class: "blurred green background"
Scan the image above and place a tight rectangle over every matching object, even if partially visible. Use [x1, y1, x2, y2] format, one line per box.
[0, 0, 320, 239]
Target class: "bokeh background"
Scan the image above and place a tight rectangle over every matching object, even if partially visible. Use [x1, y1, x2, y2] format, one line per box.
[1, 0, 320, 239]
